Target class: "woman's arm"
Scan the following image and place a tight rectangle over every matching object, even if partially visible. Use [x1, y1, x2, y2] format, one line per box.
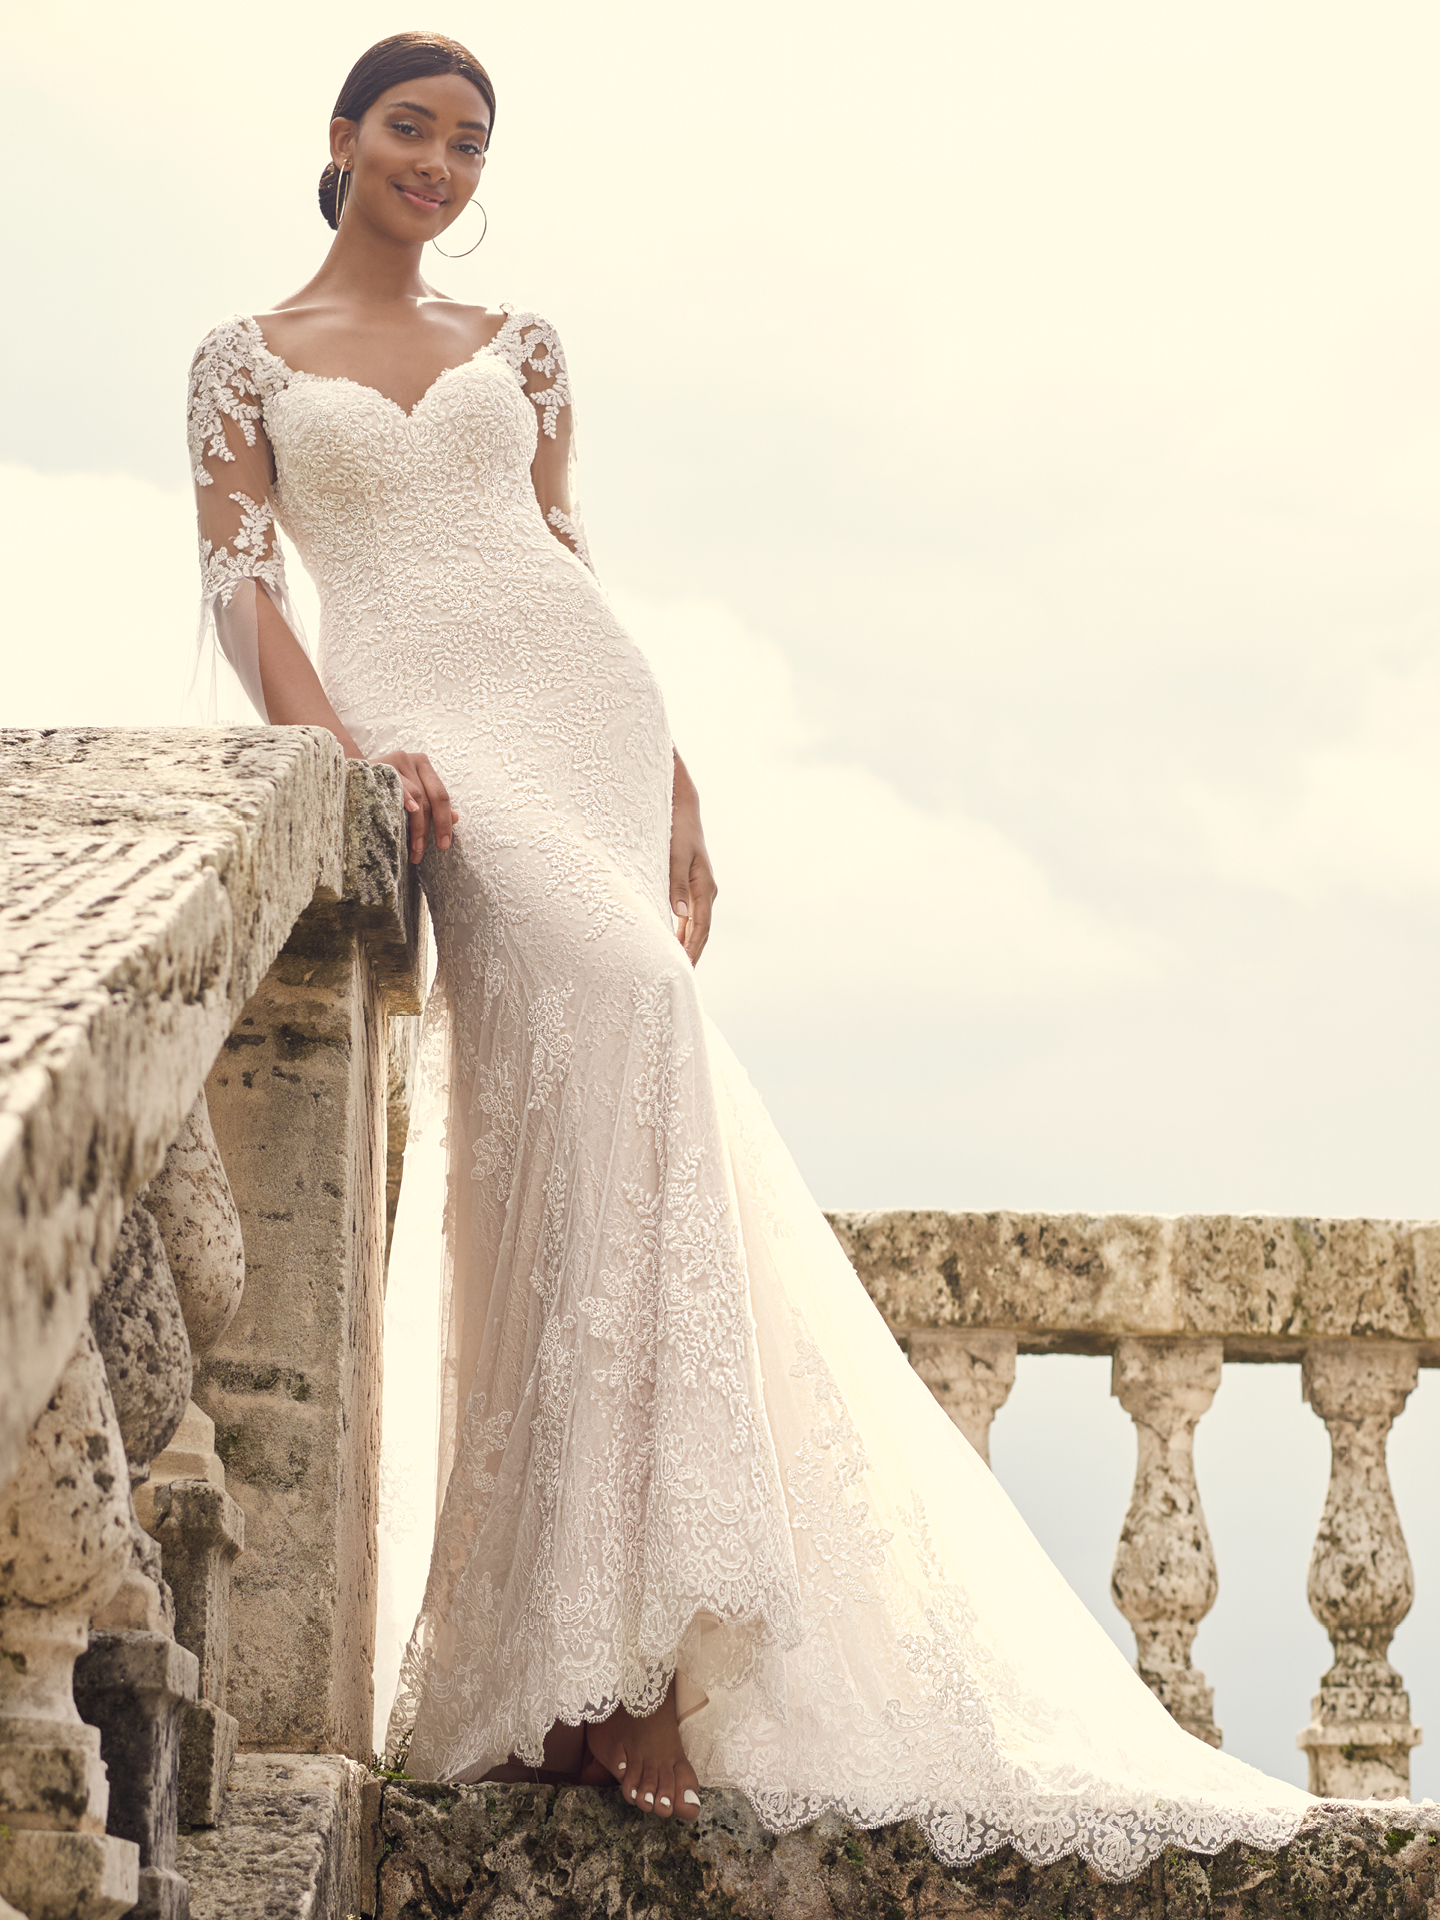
[253, 590, 457, 865]
[671, 749, 717, 965]
[188, 324, 457, 867]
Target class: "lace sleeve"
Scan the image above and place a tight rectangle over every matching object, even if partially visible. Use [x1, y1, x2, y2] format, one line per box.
[499, 314, 595, 575]
[185, 319, 310, 720]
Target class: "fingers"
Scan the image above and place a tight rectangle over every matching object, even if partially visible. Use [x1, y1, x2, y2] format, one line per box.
[669, 842, 691, 946]
[412, 752, 456, 853]
[375, 749, 460, 863]
[682, 858, 716, 965]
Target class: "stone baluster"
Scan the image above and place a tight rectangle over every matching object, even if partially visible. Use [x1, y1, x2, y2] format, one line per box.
[1296, 1341, 1421, 1798]
[75, 1201, 199, 1920]
[0, 1328, 140, 1920]
[1109, 1337, 1224, 1747]
[906, 1330, 1017, 1465]
[133, 1093, 247, 1832]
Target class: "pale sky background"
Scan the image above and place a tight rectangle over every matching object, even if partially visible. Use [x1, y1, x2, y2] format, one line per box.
[4, 0, 1438, 1792]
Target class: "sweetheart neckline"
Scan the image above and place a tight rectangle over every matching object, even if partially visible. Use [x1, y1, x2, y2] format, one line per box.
[238, 309, 523, 420]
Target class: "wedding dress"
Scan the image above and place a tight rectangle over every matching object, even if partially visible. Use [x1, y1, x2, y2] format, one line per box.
[188, 308, 1317, 1879]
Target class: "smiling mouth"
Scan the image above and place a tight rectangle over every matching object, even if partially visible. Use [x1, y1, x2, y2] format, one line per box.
[396, 185, 445, 212]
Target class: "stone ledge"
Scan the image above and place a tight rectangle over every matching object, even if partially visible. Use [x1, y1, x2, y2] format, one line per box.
[828, 1210, 1440, 1355]
[0, 728, 430, 1496]
[0, 727, 350, 1489]
[366, 1781, 1440, 1920]
[176, 1753, 364, 1920]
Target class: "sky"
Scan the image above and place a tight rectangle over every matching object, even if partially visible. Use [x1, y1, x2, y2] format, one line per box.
[3, 0, 1438, 1792]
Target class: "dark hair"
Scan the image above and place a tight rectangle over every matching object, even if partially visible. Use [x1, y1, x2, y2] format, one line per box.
[319, 31, 496, 228]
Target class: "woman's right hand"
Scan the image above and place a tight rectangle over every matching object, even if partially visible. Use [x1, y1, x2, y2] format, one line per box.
[374, 750, 460, 864]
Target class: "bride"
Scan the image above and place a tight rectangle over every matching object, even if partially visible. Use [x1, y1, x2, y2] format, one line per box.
[188, 27, 1321, 1878]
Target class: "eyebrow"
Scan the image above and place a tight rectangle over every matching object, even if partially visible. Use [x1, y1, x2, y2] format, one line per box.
[389, 98, 490, 133]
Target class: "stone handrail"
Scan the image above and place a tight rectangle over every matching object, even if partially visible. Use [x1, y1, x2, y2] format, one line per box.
[1, 729, 423, 1920]
[2, 732, 1436, 1920]
[830, 1209, 1433, 1799]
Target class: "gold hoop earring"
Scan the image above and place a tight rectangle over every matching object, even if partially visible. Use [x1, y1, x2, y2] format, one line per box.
[432, 199, 488, 258]
[334, 164, 350, 226]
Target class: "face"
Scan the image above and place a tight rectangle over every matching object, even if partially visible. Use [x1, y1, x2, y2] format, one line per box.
[331, 73, 490, 242]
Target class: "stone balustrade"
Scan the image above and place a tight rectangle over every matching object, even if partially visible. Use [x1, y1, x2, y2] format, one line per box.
[2, 731, 1438, 1920]
[829, 1209, 1437, 1794]
[1, 729, 422, 1920]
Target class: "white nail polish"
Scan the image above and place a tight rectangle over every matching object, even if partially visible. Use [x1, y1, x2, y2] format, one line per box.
[659, 1796, 671, 1807]
[616, 1761, 626, 1773]
[683, 1789, 700, 1806]
[643, 1792, 654, 1805]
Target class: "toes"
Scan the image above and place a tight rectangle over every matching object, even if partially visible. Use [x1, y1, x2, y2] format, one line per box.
[654, 1763, 676, 1819]
[631, 1760, 660, 1812]
[675, 1760, 701, 1822]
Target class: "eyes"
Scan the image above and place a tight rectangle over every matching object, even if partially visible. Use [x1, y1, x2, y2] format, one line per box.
[388, 117, 484, 159]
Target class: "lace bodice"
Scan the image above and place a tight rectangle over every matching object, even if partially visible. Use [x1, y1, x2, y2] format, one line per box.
[186, 308, 592, 727]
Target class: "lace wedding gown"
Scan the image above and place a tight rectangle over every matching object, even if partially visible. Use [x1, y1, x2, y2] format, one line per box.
[188, 308, 1316, 1879]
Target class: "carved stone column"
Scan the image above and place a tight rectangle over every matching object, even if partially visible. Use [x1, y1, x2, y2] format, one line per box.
[134, 1092, 247, 1830]
[1296, 1341, 1420, 1798]
[79, 1202, 199, 1920]
[1109, 1337, 1224, 1747]
[906, 1330, 1017, 1465]
[0, 1328, 139, 1920]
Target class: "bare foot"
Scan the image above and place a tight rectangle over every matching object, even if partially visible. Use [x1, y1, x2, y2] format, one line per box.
[582, 1675, 701, 1822]
[482, 1719, 585, 1785]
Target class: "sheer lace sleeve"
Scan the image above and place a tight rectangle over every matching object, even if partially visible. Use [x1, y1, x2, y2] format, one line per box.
[496, 314, 595, 575]
[186, 318, 310, 720]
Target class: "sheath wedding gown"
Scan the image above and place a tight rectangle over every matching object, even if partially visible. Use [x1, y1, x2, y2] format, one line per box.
[188, 306, 1317, 1879]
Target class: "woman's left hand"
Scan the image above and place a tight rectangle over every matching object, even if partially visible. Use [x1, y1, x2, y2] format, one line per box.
[670, 751, 716, 965]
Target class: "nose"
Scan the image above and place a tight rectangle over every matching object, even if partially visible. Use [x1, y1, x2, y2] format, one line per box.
[416, 147, 450, 181]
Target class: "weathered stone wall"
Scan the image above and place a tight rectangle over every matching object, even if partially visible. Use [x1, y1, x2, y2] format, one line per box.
[0, 730, 347, 1494]
[1, 729, 426, 1920]
[829, 1210, 1440, 1358]
[364, 1782, 1440, 1920]
[203, 931, 389, 1759]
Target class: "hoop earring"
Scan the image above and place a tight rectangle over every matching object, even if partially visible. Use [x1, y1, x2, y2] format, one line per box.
[432, 199, 488, 258]
[334, 164, 350, 227]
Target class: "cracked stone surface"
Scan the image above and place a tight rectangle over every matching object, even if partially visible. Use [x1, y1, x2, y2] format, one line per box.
[145, 1093, 245, 1355]
[0, 727, 350, 1494]
[176, 1754, 363, 1920]
[90, 1202, 192, 1471]
[827, 1211, 1440, 1357]
[368, 1782, 1440, 1920]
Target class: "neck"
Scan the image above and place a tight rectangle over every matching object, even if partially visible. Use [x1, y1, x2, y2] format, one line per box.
[309, 210, 433, 305]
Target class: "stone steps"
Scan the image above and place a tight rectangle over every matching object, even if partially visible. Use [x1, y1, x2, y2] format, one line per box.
[359, 1781, 1440, 1920]
[177, 1755, 365, 1920]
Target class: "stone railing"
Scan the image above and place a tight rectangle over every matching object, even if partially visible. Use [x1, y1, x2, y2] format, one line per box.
[1, 729, 424, 1920]
[3, 730, 1437, 1920]
[830, 1210, 1436, 1800]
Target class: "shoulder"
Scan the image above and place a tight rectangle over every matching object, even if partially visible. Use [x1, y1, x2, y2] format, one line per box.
[489, 309, 566, 368]
[488, 310, 571, 420]
[189, 315, 263, 383]
[187, 317, 274, 481]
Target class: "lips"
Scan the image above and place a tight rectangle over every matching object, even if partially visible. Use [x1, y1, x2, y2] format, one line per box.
[396, 185, 445, 213]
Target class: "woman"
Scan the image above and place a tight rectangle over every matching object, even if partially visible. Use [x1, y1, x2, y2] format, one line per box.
[188, 29, 1318, 1876]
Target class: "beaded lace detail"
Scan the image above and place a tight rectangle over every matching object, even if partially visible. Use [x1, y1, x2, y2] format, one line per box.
[187, 307, 1317, 1881]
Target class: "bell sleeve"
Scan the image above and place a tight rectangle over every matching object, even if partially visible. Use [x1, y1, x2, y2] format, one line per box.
[185, 321, 311, 720]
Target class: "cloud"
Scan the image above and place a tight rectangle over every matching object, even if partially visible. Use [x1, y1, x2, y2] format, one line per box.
[0, 465, 195, 728]
[1186, 645, 1440, 902]
[612, 589, 1156, 1011]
